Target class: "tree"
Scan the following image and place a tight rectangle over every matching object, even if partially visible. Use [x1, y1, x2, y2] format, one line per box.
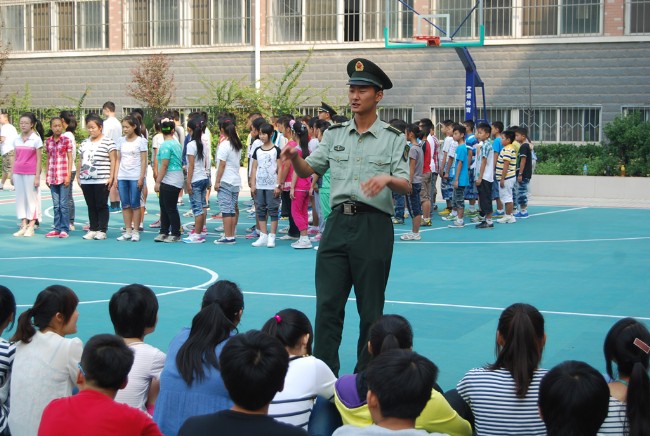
[126, 53, 175, 114]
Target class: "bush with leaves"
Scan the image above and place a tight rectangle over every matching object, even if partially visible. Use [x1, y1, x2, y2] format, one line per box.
[603, 113, 650, 177]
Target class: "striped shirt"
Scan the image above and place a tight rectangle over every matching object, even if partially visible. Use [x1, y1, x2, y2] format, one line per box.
[45, 135, 72, 185]
[78, 136, 116, 184]
[598, 397, 627, 435]
[457, 367, 548, 436]
[0, 339, 16, 434]
[495, 144, 517, 181]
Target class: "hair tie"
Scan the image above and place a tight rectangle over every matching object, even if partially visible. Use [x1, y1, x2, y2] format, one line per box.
[289, 120, 296, 129]
[274, 315, 282, 323]
[633, 338, 650, 354]
[161, 118, 171, 123]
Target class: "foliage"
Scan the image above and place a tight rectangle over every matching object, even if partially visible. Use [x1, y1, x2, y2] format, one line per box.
[264, 50, 320, 116]
[603, 113, 650, 177]
[0, 42, 8, 99]
[535, 143, 620, 176]
[126, 53, 175, 115]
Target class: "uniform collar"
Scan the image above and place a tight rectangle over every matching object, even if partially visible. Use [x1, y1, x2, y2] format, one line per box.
[348, 116, 383, 138]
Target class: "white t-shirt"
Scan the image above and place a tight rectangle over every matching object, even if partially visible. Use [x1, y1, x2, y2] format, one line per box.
[480, 140, 495, 183]
[252, 145, 281, 190]
[103, 116, 122, 144]
[0, 123, 18, 155]
[117, 136, 148, 180]
[186, 140, 211, 184]
[62, 131, 77, 164]
[114, 342, 166, 413]
[268, 355, 336, 431]
[247, 138, 263, 177]
[216, 140, 241, 187]
[308, 138, 319, 154]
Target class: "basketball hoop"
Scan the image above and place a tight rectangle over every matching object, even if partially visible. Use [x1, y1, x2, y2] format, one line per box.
[414, 36, 441, 47]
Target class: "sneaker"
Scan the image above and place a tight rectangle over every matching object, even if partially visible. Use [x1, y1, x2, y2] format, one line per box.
[497, 215, 517, 224]
[279, 216, 289, 221]
[421, 218, 432, 227]
[183, 210, 194, 217]
[93, 231, 107, 240]
[214, 237, 236, 245]
[279, 234, 298, 241]
[400, 232, 421, 241]
[45, 230, 60, 238]
[13, 226, 27, 237]
[83, 231, 97, 240]
[470, 216, 481, 223]
[492, 211, 504, 219]
[59, 231, 69, 238]
[476, 221, 494, 229]
[309, 233, 321, 242]
[252, 233, 268, 247]
[23, 226, 35, 237]
[154, 233, 168, 242]
[149, 220, 161, 228]
[392, 217, 405, 225]
[291, 238, 312, 249]
[448, 220, 465, 228]
[313, 246, 319, 251]
[279, 227, 289, 234]
[215, 225, 224, 232]
[438, 208, 451, 216]
[83, 224, 90, 231]
[164, 235, 182, 243]
[69, 224, 75, 231]
[109, 206, 122, 214]
[246, 225, 256, 233]
[433, 204, 439, 211]
[466, 210, 479, 217]
[514, 210, 529, 219]
[201, 226, 208, 235]
[267, 234, 276, 248]
[117, 233, 132, 241]
[307, 227, 319, 235]
[442, 214, 458, 221]
[131, 232, 141, 242]
[138, 226, 144, 232]
[245, 229, 260, 239]
[183, 233, 205, 244]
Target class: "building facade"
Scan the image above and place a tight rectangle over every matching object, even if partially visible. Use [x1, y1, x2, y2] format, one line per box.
[1, 0, 649, 142]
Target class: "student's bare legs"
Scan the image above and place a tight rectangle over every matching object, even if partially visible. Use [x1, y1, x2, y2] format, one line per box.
[122, 207, 134, 232]
[505, 202, 513, 216]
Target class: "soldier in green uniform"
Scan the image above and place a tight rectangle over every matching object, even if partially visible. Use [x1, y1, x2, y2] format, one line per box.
[318, 102, 337, 124]
[281, 58, 410, 375]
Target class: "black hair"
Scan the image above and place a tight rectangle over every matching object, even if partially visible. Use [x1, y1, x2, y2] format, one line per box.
[20, 112, 45, 140]
[102, 101, 116, 112]
[369, 314, 413, 357]
[308, 117, 319, 128]
[489, 303, 545, 398]
[49, 117, 62, 126]
[129, 111, 147, 139]
[332, 114, 349, 124]
[218, 112, 237, 126]
[187, 116, 205, 161]
[261, 308, 313, 355]
[604, 317, 650, 436]
[388, 119, 407, 134]
[502, 130, 516, 143]
[492, 121, 504, 133]
[0, 286, 16, 332]
[172, 110, 181, 121]
[219, 330, 289, 411]
[109, 284, 158, 339]
[366, 349, 438, 421]
[131, 108, 145, 118]
[122, 115, 142, 138]
[419, 118, 434, 132]
[250, 117, 267, 140]
[176, 280, 244, 386]
[59, 111, 77, 133]
[441, 119, 455, 127]
[11, 285, 79, 343]
[463, 119, 475, 131]
[515, 126, 529, 138]
[153, 117, 162, 133]
[81, 334, 134, 390]
[452, 124, 467, 135]
[291, 120, 310, 158]
[539, 360, 609, 436]
[160, 119, 175, 136]
[259, 123, 276, 144]
[85, 114, 104, 129]
[477, 122, 491, 134]
[316, 120, 330, 135]
[405, 124, 426, 142]
[222, 123, 243, 153]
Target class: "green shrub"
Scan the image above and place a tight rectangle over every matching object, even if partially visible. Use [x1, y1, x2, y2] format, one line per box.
[603, 113, 650, 177]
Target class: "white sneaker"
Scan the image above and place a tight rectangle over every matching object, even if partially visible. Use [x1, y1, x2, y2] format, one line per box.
[93, 231, 107, 240]
[291, 238, 312, 249]
[117, 233, 132, 241]
[83, 231, 97, 240]
[497, 215, 517, 224]
[267, 233, 276, 248]
[252, 233, 268, 247]
[131, 232, 140, 242]
[279, 234, 298, 241]
[13, 226, 27, 237]
[400, 232, 421, 241]
[23, 226, 35, 237]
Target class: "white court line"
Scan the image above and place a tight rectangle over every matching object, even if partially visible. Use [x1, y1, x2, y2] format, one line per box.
[0, 274, 180, 290]
[395, 236, 650, 245]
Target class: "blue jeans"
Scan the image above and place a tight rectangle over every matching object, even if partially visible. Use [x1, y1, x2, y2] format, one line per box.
[308, 396, 342, 436]
[392, 191, 405, 219]
[406, 182, 422, 217]
[117, 179, 142, 209]
[189, 178, 209, 216]
[50, 183, 70, 232]
[516, 178, 530, 208]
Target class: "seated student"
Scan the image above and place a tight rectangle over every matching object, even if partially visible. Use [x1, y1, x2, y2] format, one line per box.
[261, 309, 337, 432]
[335, 315, 471, 436]
[38, 334, 162, 436]
[109, 284, 166, 414]
[334, 350, 447, 435]
[0, 286, 16, 435]
[179, 330, 307, 436]
[538, 360, 609, 436]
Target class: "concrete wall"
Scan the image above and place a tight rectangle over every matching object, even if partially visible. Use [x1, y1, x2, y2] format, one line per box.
[530, 175, 650, 201]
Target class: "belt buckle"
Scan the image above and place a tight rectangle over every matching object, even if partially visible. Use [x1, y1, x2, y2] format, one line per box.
[343, 203, 355, 215]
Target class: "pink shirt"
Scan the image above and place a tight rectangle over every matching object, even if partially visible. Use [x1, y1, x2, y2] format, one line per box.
[13, 132, 43, 175]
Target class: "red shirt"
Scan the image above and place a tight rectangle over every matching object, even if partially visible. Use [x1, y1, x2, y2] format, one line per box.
[45, 135, 72, 185]
[422, 139, 432, 174]
[38, 389, 162, 436]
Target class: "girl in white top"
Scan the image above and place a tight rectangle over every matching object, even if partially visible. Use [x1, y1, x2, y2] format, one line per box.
[214, 119, 243, 244]
[9, 285, 82, 436]
[599, 317, 650, 436]
[115, 115, 148, 242]
[261, 308, 336, 432]
[183, 117, 211, 244]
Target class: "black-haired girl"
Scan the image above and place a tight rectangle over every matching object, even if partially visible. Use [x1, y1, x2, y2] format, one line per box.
[154, 118, 183, 243]
[213, 119, 243, 244]
[59, 111, 77, 230]
[0, 286, 16, 435]
[289, 120, 312, 249]
[183, 116, 211, 244]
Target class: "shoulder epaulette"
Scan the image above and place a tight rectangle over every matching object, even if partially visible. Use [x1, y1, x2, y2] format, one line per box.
[328, 122, 346, 130]
[386, 125, 403, 135]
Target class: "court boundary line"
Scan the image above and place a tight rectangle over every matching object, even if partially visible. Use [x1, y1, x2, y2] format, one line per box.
[395, 236, 650, 245]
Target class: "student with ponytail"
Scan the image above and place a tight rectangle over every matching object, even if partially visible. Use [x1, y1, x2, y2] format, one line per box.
[154, 280, 244, 436]
[289, 120, 313, 249]
[9, 285, 82, 436]
[0, 286, 16, 435]
[456, 303, 547, 435]
[599, 317, 650, 436]
[59, 111, 78, 230]
[335, 315, 471, 436]
[183, 116, 211, 244]
[213, 119, 243, 244]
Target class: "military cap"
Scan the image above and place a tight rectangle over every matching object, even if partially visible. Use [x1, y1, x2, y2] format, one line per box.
[318, 102, 337, 116]
[346, 58, 393, 90]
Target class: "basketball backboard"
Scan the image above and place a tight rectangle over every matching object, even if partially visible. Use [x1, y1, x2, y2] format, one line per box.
[384, 0, 484, 48]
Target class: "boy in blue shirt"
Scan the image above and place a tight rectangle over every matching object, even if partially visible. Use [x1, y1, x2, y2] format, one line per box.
[449, 125, 469, 228]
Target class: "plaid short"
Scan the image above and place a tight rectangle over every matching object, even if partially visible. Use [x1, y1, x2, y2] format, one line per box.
[2, 150, 14, 175]
[464, 169, 478, 200]
[441, 177, 453, 200]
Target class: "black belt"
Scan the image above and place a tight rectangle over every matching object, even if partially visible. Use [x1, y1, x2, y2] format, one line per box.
[334, 202, 385, 216]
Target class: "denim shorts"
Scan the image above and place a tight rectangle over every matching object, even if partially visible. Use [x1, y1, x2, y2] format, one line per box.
[464, 169, 478, 200]
[189, 178, 209, 216]
[117, 179, 141, 209]
[492, 179, 500, 200]
[517, 178, 531, 206]
[407, 183, 422, 217]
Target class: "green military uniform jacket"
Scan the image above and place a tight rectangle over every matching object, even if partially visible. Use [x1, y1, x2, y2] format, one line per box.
[305, 116, 410, 216]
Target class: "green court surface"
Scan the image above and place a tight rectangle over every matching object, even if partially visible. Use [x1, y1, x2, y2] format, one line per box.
[1, 187, 649, 389]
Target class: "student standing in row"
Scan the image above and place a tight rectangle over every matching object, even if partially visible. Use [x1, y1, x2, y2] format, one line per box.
[153, 119, 183, 243]
[44, 117, 73, 238]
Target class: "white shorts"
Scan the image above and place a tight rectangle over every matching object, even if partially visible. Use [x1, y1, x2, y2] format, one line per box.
[498, 177, 516, 203]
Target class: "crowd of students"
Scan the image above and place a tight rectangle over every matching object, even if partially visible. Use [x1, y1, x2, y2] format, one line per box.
[0, 282, 647, 436]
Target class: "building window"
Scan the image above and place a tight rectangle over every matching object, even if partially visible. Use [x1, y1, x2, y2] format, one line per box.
[0, 1, 107, 52]
[628, 0, 650, 34]
[622, 106, 650, 121]
[379, 107, 413, 123]
[124, 0, 250, 48]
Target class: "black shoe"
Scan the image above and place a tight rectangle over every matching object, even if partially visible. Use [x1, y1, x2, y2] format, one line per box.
[476, 221, 494, 229]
